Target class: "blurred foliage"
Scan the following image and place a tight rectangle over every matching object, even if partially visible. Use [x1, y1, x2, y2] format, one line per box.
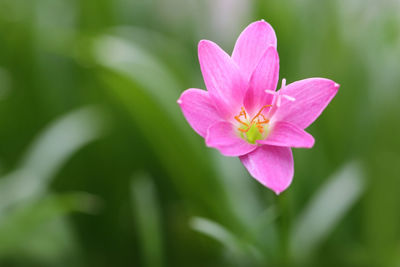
[0, 0, 399, 266]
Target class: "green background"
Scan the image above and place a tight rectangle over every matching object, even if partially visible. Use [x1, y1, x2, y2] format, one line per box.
[0, 0, 399, 266]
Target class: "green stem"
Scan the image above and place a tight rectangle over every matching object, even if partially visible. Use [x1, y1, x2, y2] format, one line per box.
[275, 192, 291, 267]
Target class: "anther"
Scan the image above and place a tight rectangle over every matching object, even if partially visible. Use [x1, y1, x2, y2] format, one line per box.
[235, 105, 272, 137]
[251, 105, 272, 124]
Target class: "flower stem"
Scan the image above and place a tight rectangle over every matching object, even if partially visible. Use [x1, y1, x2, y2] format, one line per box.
[275, 192, 292, 266]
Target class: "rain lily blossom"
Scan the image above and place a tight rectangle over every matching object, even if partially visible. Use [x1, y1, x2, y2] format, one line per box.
[177, 20, 339, 194]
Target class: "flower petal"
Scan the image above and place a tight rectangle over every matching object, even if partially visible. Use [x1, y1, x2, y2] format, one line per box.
[274, 78, 339, 129]
[232, 20, 277, 81]
[243, 46, 279, 115]
[198, 40, 246, 119]
[178, 88, 220, 137]
[240, 145, 293, 194]
[257, 121, 315, 148]
[205, 121, 257, 156]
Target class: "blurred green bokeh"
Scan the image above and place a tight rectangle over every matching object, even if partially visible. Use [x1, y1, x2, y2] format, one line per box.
[0, 0, 399, 266]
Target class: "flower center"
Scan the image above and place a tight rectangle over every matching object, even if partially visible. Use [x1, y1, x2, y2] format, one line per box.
[234, 105, 271, 144]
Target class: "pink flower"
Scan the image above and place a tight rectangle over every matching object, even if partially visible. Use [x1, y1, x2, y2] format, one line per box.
[177, 20, 339, 194]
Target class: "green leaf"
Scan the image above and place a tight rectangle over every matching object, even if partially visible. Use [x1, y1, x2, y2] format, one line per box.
[190, 216, 264, 266]
[0, 192, 99, 256]
[0, 107, 105, 214]
[291, 161, 365, 261]
[131, 172, 164, 267]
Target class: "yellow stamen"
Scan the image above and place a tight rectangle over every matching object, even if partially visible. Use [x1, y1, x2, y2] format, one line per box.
[235, 105, 272, 135]
[234, 115, 249, 127]
[250, 105, 272, 124]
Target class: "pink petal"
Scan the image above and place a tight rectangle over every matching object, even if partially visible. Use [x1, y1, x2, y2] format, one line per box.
[232, 20, 277, 81]
[178, 88, 220, 138]
[274, 78, 339, 129]
[240, 145, 293, 194]
[205, 121, 257, 156]
[243, 46, 279, 115]
[198, 40, 246, 119]
[257, 121, 315, 148]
